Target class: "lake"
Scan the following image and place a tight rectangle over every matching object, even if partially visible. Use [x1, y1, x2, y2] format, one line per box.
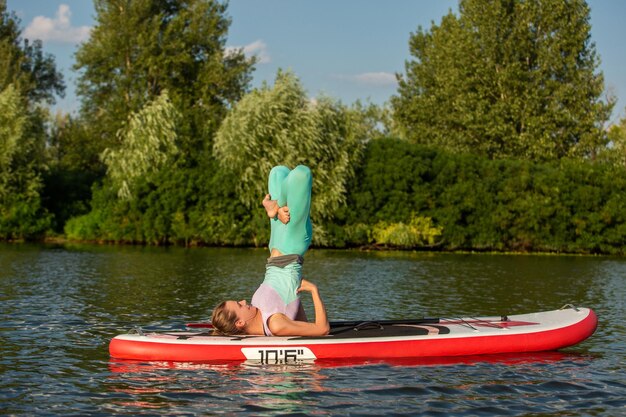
[1, 243, 624, 416]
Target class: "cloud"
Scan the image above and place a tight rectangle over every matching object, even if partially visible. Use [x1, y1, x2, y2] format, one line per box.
[23, 4, 91, 44]
[226, 40, 270, 64]
[334, 72, 397, 87]
[351, 72, 398, 86]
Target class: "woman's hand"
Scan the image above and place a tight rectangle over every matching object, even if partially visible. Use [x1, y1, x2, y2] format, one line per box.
[277, 205, 290, 224]
[297, 279, 317, 294]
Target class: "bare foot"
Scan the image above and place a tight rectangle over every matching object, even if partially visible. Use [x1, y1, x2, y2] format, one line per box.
[262, 194, 278, 218]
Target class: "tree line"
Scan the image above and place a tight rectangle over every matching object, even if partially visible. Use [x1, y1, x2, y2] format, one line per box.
[1, 0, 626, 254]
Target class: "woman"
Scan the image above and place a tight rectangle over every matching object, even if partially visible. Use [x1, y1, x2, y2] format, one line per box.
[211, 165, 329, 337]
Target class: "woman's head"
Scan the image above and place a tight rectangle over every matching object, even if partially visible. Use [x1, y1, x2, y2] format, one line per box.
[211, 300, 257, 336]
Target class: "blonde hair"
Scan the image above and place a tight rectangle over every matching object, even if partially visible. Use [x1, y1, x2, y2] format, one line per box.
[211, 301, 245, 336]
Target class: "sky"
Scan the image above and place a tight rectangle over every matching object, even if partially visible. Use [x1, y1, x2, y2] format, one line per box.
[6, 0, 626, 123]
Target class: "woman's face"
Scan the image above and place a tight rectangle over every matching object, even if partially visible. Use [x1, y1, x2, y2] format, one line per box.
[225, 299, 258, 328]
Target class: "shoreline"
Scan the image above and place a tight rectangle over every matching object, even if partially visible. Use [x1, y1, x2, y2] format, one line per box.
[0, 235, 617, 257]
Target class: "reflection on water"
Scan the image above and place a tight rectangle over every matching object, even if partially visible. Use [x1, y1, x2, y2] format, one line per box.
[108, 351, 590, 373]
[107, 359, 329, 414]
[104, 352, 612, 416]
[1, 243, 625, 416]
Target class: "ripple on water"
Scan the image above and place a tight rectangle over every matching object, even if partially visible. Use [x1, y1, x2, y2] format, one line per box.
[1, 246, 625, 416]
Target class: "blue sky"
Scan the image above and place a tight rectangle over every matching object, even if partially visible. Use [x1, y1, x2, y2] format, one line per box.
[6, 0, 626, 123]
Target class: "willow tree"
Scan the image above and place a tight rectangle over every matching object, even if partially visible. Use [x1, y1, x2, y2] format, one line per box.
[102, 91, 180, 199]
[392, 0, 613, 160]
[214, 71, 364, 221]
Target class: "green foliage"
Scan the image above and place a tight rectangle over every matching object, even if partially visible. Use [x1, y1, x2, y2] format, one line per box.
[602, 113, 626, 167]
[0, 84, 24, 174]
[42, 168, 98, 233]
[0, 0, 64, 104]
[392, 0, 613, 160]
[0, 85, 50, 239]
[372, 216, 442, 248]
[47, 113, 104, 173]
[43, 112, 104, 232]
[9, 0, 622, 255]
[327, 138, 626, 254]
[214, 70, 365, 221]
[62, 134, 626, 254]
[64, 159, 252, 246]
[0, 2, 62, 238]
[102, 91, 180, 199]
[65, 0, 254, 245]
[42, 113, 105, 233]
[74, 0, 253, 160]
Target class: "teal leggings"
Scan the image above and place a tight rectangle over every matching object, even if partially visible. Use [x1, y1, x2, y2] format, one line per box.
[268, 165, 313, 256]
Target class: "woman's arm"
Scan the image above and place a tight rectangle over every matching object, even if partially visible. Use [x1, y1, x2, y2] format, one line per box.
[268, 279, 330, 336]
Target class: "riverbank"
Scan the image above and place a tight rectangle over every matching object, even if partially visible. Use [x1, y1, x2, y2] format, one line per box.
[4, 234, 613, 257]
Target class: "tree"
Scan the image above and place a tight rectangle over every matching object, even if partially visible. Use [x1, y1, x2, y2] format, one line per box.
[0, 85, 50, 239]
[74, 0, 253, 159]
[43, 113, 102, 232]
[66, 0, 254, 244]
[102, 91, 180, 199]
[392, 0, 614, 160]
[0, 85, 27, 199]
[603, 113, 626, 167]
[214, 70, 365, 222]
[0, 2, 64, 239]
[0, 0, 64, 104]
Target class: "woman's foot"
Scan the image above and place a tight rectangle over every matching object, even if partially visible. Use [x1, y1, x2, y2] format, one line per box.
[262, 194, 278, 218]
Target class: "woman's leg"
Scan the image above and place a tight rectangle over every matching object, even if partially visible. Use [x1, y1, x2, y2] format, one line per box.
[267, 166, 290, 254]
[275, 165, 313, 256]
[268, 166, 290, 202]
[263, 166, 312, 322]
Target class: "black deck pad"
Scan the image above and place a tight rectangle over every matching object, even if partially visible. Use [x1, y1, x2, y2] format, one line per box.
[289, 323, 450, 341]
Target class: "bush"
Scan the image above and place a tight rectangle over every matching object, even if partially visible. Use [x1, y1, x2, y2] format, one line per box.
[326, 137, 626, 254]
[372, 216, 442, 248]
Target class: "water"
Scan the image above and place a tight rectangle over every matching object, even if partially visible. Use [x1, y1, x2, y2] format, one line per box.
[1, 243, 624, 416]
